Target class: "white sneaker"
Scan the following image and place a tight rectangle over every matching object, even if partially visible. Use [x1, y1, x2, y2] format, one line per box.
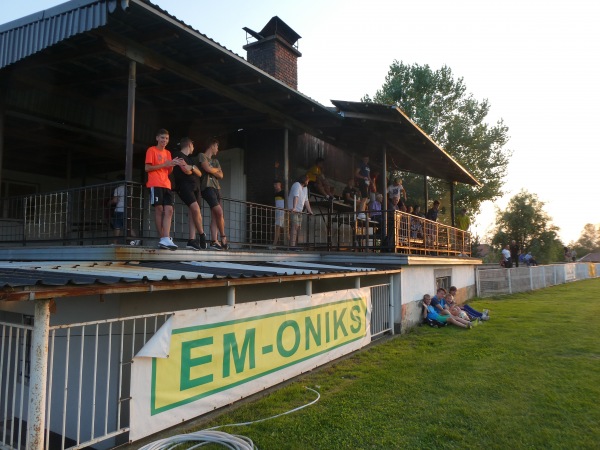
[158, 237, 177, 250]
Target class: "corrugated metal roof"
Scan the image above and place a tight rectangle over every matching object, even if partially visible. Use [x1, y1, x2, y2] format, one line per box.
[0, 260, 379, 289]
[0, 0, 112, 69]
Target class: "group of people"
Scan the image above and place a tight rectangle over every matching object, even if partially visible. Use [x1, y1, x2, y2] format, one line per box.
[142, 128, 229, 251]
[501, 240, 537, 267]
[422, 286, 490, 329]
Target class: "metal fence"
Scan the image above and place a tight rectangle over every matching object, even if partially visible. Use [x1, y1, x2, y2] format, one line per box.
[370, 284, 393, 339]
[0, 283, 393, 449]
[476, 263, 600, 297]
[0, 182, 470, 255]
[0, 321, 33, 450]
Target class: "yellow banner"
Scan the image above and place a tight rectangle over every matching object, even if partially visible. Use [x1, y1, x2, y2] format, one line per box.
[151, 296, 367, 414]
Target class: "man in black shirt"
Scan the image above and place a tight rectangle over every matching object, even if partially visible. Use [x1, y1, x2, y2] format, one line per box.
[172, 137, 208, 250]
[510, 240, 520, 267]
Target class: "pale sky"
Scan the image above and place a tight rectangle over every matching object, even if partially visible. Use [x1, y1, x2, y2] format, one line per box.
[2, 0, 598, 244]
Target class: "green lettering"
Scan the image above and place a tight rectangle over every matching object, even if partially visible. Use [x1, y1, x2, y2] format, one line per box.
[223, 329, 256, 377]
[305, 315, 321, 350]
[277, 320, 300, 357]
[349, 304, 362, 333]
[180, 337, 213, 390]
[333, 308, 348, 339]
[325, 311, 331, 343]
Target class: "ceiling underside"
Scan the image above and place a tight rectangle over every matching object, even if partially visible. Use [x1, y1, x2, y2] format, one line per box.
[0, 0, 478, 185]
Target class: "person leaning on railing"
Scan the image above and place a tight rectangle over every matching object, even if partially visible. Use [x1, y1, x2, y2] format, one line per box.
[287, 174, 314, 248]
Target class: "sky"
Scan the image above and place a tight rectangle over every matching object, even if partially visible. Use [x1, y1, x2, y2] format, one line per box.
[1, 0, 598, 244]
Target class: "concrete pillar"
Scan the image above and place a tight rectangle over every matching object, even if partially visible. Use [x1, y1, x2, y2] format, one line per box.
[26, 299, 51, 450]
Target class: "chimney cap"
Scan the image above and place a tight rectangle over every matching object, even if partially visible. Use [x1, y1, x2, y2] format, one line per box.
[255, 16, 301, 46]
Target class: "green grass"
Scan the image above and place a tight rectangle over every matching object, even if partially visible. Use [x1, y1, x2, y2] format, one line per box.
[145, 279, 600, 449]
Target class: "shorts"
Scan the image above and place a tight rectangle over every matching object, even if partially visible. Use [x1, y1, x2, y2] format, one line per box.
[201, 187, 221, 209]
[358, 179, 369, 198]
[177, 185, 202, 207]
[111, 211, 124, 230]
[149, 187, 174, 207]
[435, 315, 448, 323]
[275, 199, 285, 227]
[290, 212, 303, 226]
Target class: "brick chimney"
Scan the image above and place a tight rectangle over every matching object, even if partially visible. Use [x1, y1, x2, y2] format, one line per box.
[243, 17, 302, 90]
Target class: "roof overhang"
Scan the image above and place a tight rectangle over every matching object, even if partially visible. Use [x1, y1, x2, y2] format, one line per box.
[0, 0, 478, 185]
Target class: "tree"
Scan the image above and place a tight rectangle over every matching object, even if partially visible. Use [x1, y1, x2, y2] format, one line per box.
[363, 61, 511, 215]
[571, 223, 600, 256]
[490, 190, 563, 264]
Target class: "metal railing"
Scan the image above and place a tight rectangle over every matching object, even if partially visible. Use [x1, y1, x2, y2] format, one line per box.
[476, 263, 600, 297]
[370, 284, 392, 339]
[0, 182, 470, 255]
[0, 282, 394, 449]
[0, 321, 33, 450]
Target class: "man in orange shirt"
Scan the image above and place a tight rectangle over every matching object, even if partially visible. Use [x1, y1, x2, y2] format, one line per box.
[145, 128, 185, 250]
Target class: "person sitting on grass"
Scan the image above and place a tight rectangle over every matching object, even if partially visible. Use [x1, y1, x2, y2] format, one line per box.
[448, 286, 489, 321]
[422, 294, 473, 329]
[430, 287, 448, 313]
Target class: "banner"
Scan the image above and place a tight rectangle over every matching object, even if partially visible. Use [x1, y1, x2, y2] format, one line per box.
[130, 288, 371, 441]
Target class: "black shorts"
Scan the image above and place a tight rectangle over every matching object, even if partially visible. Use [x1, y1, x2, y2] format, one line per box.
[111, 211, 124, 230]
[358, 180, 369, 198]
[149, 187, 174, 207]
[201, 187, 221, 209]
[177, 185, 202, 207]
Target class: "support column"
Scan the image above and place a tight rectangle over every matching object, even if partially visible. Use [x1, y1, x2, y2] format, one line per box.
[283, 128, 290, 196]
[450, 181, 456, 227]
[26, 299, 52, 450]
[381, 145, 387, 238]
[423, 175, 429, 210]
[0, 93, 4, 188]
[126, 61, 136, 182]
[305, 280, 312, 296]
[227, 286, 235, 306]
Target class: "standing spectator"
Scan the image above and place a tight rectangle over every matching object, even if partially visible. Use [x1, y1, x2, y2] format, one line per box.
[198, 138, 229, 250]
[425, 200, 440, 249]
[456, 208, 470, 231]
[145, 128, 185, 250]
[172, 137, 208, 250]
[306, 157, 334, 199]
[571, 248, 577, 262]
[501, 244, 512, 268]
[110, 176, 140, 245]
[272, 180, 285, 247]
[426, 200, 440, 222]
[287, 174, 313, 247]
[510, 239, 520, 267]
[387, 177, 407, 204]
[355, 156, 371, 218]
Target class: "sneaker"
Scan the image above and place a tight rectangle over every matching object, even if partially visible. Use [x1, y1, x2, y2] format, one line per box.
[480, 315, 490, 321]
[198, 233, 207, 250]
[186, 239, 202, 251]
[470, 319, 480, 327]
[483, 309, 489, 316]
[221, 240, 230, 250]
[158, 237, 177, 250]
[210, 241, 223, 251]
[129, 240, 141, 246]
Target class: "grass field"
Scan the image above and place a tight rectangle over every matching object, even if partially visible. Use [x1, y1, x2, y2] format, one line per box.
[140, 279, 600, 449]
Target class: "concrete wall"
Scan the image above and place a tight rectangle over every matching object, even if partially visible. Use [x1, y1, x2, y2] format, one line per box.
[396, 264, 477, 333]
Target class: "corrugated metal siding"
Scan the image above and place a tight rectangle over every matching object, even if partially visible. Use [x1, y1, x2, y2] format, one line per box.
[0, 0, 109, 69]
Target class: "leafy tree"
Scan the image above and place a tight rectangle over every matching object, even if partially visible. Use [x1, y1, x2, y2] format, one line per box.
[571, 223, 600, 256]
[490, 190, 563, 264]
[363, 61, 511, 216]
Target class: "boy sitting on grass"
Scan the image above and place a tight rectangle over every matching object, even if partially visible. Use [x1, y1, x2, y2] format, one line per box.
[422, 294, 473, 329]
